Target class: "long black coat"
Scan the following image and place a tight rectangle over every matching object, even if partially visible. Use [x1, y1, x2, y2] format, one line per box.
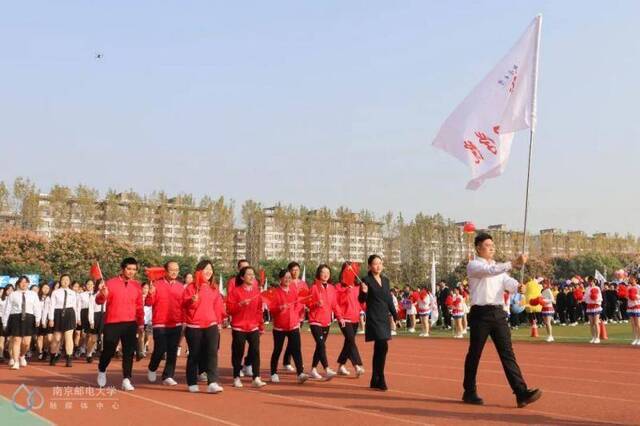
[359, 274, 398, 342]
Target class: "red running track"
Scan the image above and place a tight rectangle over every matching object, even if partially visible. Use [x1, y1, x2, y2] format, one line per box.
[0, 329, 634, 425]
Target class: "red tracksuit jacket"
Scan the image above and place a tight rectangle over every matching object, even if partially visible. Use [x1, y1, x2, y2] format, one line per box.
[226, 284, 264, 332]
[96, 276, 144, 326]
[145, 278, 184, 328]
[308, 281, 343, 327]
[182, 282, 225, 328]
[269, 286, 304, 331]
[336, 283, 360, 323]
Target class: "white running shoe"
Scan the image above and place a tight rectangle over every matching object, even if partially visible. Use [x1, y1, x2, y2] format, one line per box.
[147, 369, 157, 383]
[297, 373, 309, 384]
[546, 336, 554, 342]
[589, 338, 595, 344]
[338, 365, 350, 376]
[10, 362, 19, 370]
[176, 347, 182, 357]
[121, 378, 135, 391]
[188, 385, 200, 393]
[593, 338, 601, 344]
[418, 333, 427, 337]
[199, 372, 208, 382]
[310, 368, 322, 379]
[207, 382, 224, 393]
[233, 377, 243, 388]
[239, 369, 245, 377]
[97, 371, 107, 387]
[454, 334, 463, 339]
[271, 374, 280, 383]
[390, 330, 397, 336]
[357, 330, 365, 335]
[252, 377, 266, 388]
[355, 366, 365, 378]
[283, 364, 295, 372]
[325, 368, 337, 380]
[19, 356, 27, 367]
[408, 328, 415, 333]
[243, 365, 253, 377]
[8, 358, 14, 367]
[163, 377, 178, 386]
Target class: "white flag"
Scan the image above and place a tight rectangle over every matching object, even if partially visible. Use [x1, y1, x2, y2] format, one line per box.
[432, 15, 542, 189]
[595, 269, 606, 284]
[302, 265, 306, 282]
[430, 253, 437, 295]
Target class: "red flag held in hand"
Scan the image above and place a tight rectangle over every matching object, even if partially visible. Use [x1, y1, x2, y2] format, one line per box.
[259, 269, 266, 286]
[90, 262, 103, 281]
[145, 266, 165, 282]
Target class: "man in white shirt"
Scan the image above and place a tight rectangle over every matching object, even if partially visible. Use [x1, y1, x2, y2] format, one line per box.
[462, 232, 542, 408]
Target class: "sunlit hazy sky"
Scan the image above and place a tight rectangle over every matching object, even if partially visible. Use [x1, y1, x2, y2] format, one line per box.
[1, 1, 638, 235]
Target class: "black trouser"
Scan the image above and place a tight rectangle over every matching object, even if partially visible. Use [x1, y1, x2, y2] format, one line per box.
[310, 325, 330, 369]
[99, 321, 137, 379]
[283, 320, 304, 366]
[337, 323, 362, 366]
[371, 339, 388, 387]
[557, 306, 567, 324]
[271, 329, 303, 375]
[185, 326, 219, 386]
[440, 304, 452, 328]
[232, 330, 260, 378]
[620, 299, 628, 320]
[148, 326, 181, 380]
[463, 306, 527, 396]
[605, 303, 616, 321]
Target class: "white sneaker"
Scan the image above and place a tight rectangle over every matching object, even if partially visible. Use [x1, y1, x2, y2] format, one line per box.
[325, 368, 337, 380]
[283, 364, 295, 372]
[10, 362, 19, 370]
[338, 365, 350, 376]
[163, 377, 178, 386]
[355, 366, 365, 378]
[233, 377, 243, 388]
[593, 338, 601, 344]
[8, 358, 14, 367]
[418, 333, 427, 337]
[177, 347, 182, 357]
[207, 382, 224, 393]
[19, 356, 27, 367]
[454, 334, 463, 339]
[357, 330, 365, 335]
[121, 378, 135, 391]
[147, 369, 157, 383]
[408, 328, 415, 333]
[243, 365, 253, 377]
[271, 374, 280, 383]
[546, 336, 554, 342]
[198, 372, 208, 382]
[310, 368, 322, 380]
[188, 385, 200, 393]
[97, 371, 107, 387]
[390, 330, 397, 336]
[252, 377, 266, 388]
[239, 369, 245, 377]
[297, 373, 309, 384]
[589, 338, 595, 344]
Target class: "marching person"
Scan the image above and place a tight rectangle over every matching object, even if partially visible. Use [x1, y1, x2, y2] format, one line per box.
[2, 276, 40, 370]
[268, 269, 308, 384]
[227, 265, 267, 388]
[146, 260, 184, 386]
[307, 264, 345, 380]
[358, 255, 397, 391]
[86, 279, 106, 363]
[138, 283, 153, 360]
[540, 280, 555, 342]
[78, 280, 95, 358]
[462, 233, 541, 408]
[226, 259, 255, 377]
[282, 261, 308, 373]
[36, 282, 53, 361]
[335, 262, 365, 377]
[584, 277, 603, 344]
[0, 285, 15, 364]
[451, 287, 465, 338]
[182, 260, 225, 393]
[417, 288, 435, 337]
[48, 274, 80, 367]
[96, 257, 144, 391]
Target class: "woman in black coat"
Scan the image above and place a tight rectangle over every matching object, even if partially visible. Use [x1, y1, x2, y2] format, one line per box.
[358, 255, 398, 391]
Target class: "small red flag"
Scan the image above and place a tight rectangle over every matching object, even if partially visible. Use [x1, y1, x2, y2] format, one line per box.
[259, 269, 266, 286]
[144, 266, 165, 282]
[90, 262, 103, 281]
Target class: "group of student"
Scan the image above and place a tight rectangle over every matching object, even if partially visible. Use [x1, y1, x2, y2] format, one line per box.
[1, 255, 398, 393]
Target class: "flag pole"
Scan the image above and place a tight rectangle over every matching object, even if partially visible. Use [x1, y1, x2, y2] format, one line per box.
[520, 14, 543, 284]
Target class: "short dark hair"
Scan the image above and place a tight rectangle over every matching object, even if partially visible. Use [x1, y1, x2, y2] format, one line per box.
[278, 269, 290, 279]
[121, 257, 138, 270]
[474, 233, 493, 247]
[164, 260, 179, 270]
[287, 261, 301, 271]
[367, 254, 382, 265]
[237, 259, 249, 268]
[236, 266, 255, 286]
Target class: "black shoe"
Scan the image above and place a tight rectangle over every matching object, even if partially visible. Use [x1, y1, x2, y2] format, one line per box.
[50, 354, 60, 366]
[136, 352, 144, 362]
[86, 355, 93, 363]
[65, 355, 73, 367]
[462, 391, 484, 405]
[516, 388, 542, 408]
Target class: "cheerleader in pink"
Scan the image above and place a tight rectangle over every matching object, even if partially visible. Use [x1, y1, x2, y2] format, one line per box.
[451, 287, 465, 338]
[417, 289, 433, 337]
[540, 280, 555, 343]
[583, 278, 603, 344]
[626, 276, 640, 345]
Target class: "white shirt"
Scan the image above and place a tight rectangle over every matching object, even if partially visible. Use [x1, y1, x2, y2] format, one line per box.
[78, 291, 92, 310]
[90, 292, 105, 314]
[48, 288, 80, 322]
[41, 296, 51, 327]
[467, 258, 519, 306]
[2, 290, 42, 326]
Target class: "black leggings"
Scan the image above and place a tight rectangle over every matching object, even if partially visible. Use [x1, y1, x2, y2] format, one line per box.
[232, 330, 260, 378]
[371, 339, 389, 387]
[185, 326, 219, 386]
[98, 321, 137, 379]
[271, 329, 303, 375]
[310, 325, 330, 369]
[337, 322, 362, 366]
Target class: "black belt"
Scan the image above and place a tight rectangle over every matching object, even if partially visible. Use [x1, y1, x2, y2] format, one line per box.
[471, 305, 503, 310]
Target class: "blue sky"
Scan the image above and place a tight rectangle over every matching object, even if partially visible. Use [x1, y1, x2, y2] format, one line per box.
[1, 1, 638, 236]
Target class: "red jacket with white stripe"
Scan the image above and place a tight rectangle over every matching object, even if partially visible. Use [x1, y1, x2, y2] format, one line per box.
[182, 282, 225, 328]
[336, 283, 360, 323]
[269, 286, 304, 331]
[226, 284, 264, 332]
[145, 278, 185, 328]
[96, 276, 144, 326]
[308, 281, 343, 327]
